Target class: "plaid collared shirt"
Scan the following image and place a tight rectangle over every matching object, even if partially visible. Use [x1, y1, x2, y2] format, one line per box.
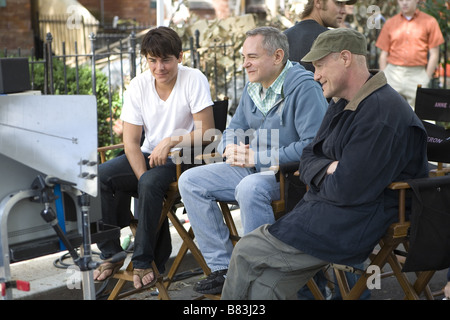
[247, 60, 293, 115]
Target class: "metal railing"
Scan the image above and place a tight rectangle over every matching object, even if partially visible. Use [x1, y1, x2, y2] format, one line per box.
[2, 31, 242, 146]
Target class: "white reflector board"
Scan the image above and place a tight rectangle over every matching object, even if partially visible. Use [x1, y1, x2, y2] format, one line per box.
[0, 95, 98, 196]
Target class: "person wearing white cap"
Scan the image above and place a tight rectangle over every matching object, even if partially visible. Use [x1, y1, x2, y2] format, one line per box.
[284, 0, 357, 72]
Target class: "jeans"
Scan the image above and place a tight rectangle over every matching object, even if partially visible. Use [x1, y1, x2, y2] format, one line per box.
[297, 263, 371, 300]
[178, 162, 280, 272]
[97, 152, 176, 271]
[331, 263, 371, 300]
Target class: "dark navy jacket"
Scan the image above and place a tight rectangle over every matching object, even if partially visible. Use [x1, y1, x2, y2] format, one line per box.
[269, 72, 429, 265]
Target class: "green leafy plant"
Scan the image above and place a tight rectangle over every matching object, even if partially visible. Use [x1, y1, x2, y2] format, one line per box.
[422, 0, 449, 90]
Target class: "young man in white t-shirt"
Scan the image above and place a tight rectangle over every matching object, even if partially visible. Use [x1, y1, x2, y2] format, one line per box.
[94, 26, 214, 289]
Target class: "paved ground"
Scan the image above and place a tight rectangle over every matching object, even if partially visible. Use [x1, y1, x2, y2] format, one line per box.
[7, 208, 449, 303]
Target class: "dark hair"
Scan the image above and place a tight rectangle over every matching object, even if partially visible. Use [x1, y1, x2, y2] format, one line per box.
[140, 26, 182, 58]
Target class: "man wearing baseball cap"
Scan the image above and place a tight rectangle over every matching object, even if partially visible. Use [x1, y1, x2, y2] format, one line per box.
[285, 0, 357, 72]
[221, 28, 429, 300]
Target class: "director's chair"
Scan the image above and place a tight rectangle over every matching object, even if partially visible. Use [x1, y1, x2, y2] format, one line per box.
[329, 88, 450, 300]
[180, 161, 324, 300]
[333, 174, 450, 300]
[97, 99, 229, 300]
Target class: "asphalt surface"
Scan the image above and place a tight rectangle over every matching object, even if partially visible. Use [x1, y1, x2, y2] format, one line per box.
[7, 207, 449, 304]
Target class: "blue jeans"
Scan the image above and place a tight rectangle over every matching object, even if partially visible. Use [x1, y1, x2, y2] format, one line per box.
[297, 263, 371, 300]
[331, 264, 371, 300]
[178, 162, 280, 272]
[97, 153, 176, 271]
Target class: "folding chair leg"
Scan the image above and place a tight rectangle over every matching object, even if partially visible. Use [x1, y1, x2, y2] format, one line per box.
[164, 226, 210, 289]
[151, 261, 171, 300]
[339, 239, 395, 300]
[165, 210, 211, 288]
[219, 202, 240, 245]
[334, 268, 351, 298]
[306, 278, 325, 300]
[107, 260, 170, 300]
[402, 241, 436, 300]
[107, 279, 128, 300]
[108, 260, 134, 300]
[386, 251, 420, 300]
[165, 239, 190, 288]
[338, 239, 434, 300]
[413, 270, 435, 299]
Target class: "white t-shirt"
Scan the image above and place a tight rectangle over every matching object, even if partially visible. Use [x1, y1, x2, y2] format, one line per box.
[121, 65, 213, 153]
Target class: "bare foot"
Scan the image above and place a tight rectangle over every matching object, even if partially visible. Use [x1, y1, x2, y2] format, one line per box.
[133, 268, 155, 289]
[93, 261, 123, 281]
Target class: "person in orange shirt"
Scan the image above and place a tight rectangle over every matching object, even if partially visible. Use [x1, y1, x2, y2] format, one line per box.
[375, 0, 444, 107]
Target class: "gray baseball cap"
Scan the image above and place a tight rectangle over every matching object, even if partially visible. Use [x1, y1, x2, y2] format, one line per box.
[301, 28, 367, 63]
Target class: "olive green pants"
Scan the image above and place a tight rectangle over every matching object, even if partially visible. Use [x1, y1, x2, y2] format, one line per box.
[221, 224, 327, 300]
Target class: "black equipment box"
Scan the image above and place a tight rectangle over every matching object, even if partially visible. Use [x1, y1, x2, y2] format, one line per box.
[0, 58, 31, 94]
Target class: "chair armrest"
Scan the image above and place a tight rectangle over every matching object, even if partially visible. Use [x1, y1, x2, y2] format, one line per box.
[98, 143, 124, 163]
[270, 162, 300, 182]
[279, 162, 300, 175]
[388, 181, 411, 190]
[194, 152, 224, 164]
[388, 181, 411, 224]
[269, 163, 299, 211]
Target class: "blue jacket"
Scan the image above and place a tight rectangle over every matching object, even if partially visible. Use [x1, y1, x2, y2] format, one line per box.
[218, 62, 328, 171]
[269, 72, 429, 265]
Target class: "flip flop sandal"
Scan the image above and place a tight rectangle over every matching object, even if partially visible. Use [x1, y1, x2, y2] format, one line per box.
[93, 260, 124, 283]
[133, 268, 157, 289]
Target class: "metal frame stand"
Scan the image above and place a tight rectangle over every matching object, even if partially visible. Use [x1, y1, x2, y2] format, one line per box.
[0, 175, 119, 300]
[0, 189, 38, 300]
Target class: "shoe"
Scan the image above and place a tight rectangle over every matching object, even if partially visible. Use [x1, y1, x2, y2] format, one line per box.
[194, 269, 227, 294]
[133, 268, 157, 289]
[93, 260, 124, 282]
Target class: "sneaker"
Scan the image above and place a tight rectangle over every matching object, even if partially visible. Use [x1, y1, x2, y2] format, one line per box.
[194, 269, 227, 294]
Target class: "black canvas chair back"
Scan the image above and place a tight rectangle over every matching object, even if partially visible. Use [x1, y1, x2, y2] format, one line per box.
[414, 87, 450, 175]
[402, 175, 450, 272]
[177, 99, 229, 170]
[212, 99, 229, 133]
[414, 87, 450, 123]
[421, 121, 450, 163]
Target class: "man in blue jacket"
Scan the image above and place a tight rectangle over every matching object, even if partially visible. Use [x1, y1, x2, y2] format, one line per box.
[178, 26, 328, 295]
[221, 28, 429, 299]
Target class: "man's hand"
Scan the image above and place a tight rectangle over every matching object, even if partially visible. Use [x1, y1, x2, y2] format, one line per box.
[327, 161, 339, 175]
[148, 137, 172, 168]
[224, 142, 255, 168]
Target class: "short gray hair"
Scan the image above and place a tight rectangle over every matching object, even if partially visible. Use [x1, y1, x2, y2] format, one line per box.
[245, 26, 289, 64]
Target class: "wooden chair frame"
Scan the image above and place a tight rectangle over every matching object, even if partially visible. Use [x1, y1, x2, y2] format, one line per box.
[175, 162, 326, 300]
[332, 181, 437, 300]
[96, 99, 229, 300]
[97, 143, 174, 300]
